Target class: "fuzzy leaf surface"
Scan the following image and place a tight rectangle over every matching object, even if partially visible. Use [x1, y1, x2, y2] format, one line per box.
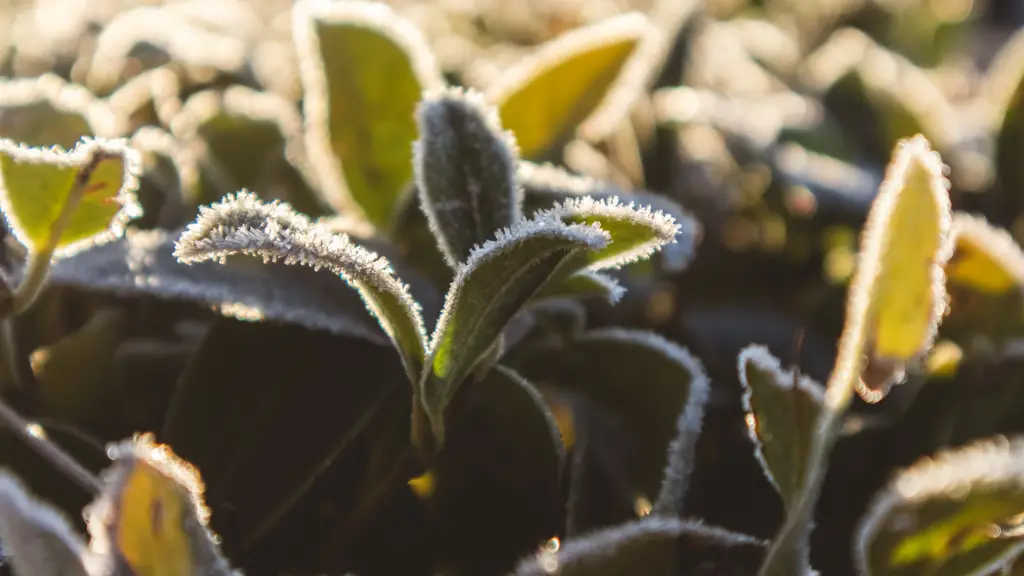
[520, 161, 700, 272]
[420, 217, 608, 447]
[512, 518, 765, 576]
[175, 191, 426, 384]
[414, 86, 521, 267]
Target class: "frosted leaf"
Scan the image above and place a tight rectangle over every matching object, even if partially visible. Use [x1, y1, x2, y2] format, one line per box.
[175, 191, 426, 384]
[0, 471, 90, 576]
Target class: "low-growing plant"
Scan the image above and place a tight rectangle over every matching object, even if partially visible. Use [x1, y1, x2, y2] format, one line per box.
[0, 0, 1024, 575]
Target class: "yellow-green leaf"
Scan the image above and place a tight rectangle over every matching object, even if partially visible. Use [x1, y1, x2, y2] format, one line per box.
[84, 433, 236, 576]
[947, 212, 1024, 296]
[0, 137, 142, 259]
[488, 12, 652, 159]
[293, 0, 444, 226]
[855, 435, 1024, 576]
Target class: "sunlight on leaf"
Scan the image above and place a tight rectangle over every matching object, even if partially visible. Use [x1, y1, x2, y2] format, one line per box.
[293, 0, 444, 225]
[856, 435, 1024, 576]
[488, 13, 653, 159]
[0, 137, 143, 259]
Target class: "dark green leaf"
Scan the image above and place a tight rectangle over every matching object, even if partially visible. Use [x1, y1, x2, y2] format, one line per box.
[737, 344, 824, 510]
[512, 517, 766, 576]
[414, 86, 521, 267]
[512, 328, 709, 504]
[0, 74, 116, 149]
[419, 216, 608, 449]
[46, 228, 387, 343]
[428, 365, 563, 575]
[856, 435, 1024, 576]
[160, 320, 404, 567]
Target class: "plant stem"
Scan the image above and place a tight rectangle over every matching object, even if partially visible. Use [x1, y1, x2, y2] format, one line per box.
[758, 287, 870, 575]
[0, 398, 101, 494]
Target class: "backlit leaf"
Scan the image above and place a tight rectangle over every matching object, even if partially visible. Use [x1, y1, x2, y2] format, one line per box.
[84, 434, 236, 576]
[0, 74, 118, 149]
[855, 435, 1024, 576]
[0, 137, 143, 258]
[519, 161, 700, 272]
[489, 13, 652, 159]
[293, 0, 444, 225]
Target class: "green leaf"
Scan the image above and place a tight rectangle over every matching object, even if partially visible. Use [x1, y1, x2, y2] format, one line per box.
[519, 161, 700, 272]
[414, 86, 521, 267]
[293, 0, 444, 226]
[0, 471, 90, 576]
[428, 365, 564, 575]
[940, 213, 1024, 351]
[512, 518, 766, 576]
[161, 319, 406, 562]
[419, 216, 608, 449]
[512, 328, 710, 504]
[737, 344, 824, 511]
[85, 434, 236, 576]
[855, 435, 1024, 576]
[489, 12, 653, 159]
[0, 74, 118, 149]
[175, 191, 426, 385]
[169, 86, 326, 218]
[47, 228, 387, 343]
[537, 195, 681, 272]
[0, 137, 143, 258]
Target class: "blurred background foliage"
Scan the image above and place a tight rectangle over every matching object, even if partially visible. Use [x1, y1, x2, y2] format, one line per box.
[1, 0, 1024, 574]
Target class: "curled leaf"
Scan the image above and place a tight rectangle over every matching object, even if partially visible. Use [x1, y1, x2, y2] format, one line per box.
[947, 213, 1024, 296]
[855, 435, 1024, 576]
[419, 216, 609, 450]
[414, 86, 522, 267]
[175, 191, 426, 384]
[513, 517, 765, 576]
[737, 345, 824, 510]
[532, 270, 625, 305]
[85, 434, 237, 575]
[293, 0, 444, 225]
[488, 12, 654, 159]
[519, 161, 700, 272]
[0, 137, 143, 259]
[537, 196, 681, 272]
[0, 471, 89, 576]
